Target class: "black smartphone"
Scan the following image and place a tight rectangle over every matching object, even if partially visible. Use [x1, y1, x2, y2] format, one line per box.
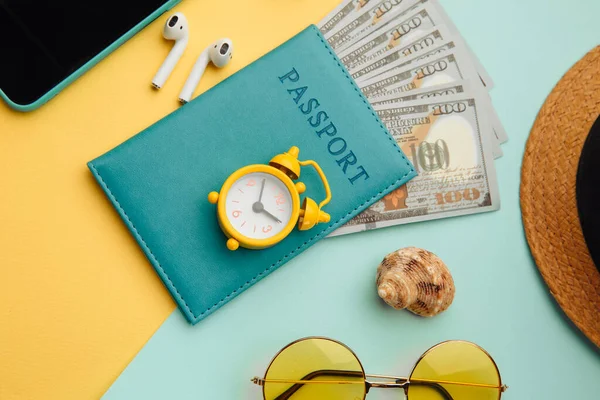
[0, 0, 180, 111]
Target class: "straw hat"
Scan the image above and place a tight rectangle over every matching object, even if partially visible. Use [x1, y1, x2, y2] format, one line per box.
[521, 46, 600, 347]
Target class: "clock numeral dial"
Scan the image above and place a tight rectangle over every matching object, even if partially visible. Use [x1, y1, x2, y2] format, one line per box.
[274, 192, 286, 205]
[225, 172, 294, 240]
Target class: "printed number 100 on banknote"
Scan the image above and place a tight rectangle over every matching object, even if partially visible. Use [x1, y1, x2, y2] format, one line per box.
[331, 96, 500, 236]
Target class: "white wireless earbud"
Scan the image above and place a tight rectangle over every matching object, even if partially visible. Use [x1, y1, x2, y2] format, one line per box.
[152, 12, 189, 89]
[178, 38, 234, 104]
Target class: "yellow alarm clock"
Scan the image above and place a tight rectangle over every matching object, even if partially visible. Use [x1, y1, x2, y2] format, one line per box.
[208, 146, 331, 251]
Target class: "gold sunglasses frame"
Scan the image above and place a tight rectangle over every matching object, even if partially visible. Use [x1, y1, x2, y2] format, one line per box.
[252, 336, 508, 400]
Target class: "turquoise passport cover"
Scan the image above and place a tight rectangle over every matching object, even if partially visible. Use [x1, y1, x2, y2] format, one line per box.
[88, 25, 416, 324]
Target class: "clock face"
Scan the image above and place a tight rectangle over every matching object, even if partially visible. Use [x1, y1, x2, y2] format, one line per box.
[224, 172, 294, 240]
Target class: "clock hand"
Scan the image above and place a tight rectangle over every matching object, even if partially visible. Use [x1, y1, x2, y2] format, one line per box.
[254, 179, 281, 223]
[261, 208, 282, 224]
[252, 180, 268, 214]
[258, 179, 266, 202]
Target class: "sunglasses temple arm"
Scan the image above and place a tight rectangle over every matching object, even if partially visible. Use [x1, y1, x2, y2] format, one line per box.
[252, 371, 451, 399]
[252, 371, 505, 400]
[409, 377, 507, 391]
[252, 370, 365, 400]
[408, 378, 508, 399]
[408, 380, 455, 400]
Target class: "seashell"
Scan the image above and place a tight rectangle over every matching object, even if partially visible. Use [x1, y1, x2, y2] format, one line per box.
[376, 247, 455, 317]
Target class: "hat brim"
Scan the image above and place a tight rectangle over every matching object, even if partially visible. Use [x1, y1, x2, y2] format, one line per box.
[521, 46, 600, 348]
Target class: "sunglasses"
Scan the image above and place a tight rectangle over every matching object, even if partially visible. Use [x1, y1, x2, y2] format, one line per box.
[251, 337, 507, 400]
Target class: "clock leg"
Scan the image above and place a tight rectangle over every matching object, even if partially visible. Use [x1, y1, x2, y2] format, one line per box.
[227, 238, 240, 251]
[208, 191, 220, 204]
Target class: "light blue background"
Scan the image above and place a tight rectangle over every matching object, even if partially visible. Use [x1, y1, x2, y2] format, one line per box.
[104, 0, 600, 398]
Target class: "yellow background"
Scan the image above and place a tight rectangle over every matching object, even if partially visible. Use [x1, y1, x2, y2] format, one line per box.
[0, 0, 338, 398]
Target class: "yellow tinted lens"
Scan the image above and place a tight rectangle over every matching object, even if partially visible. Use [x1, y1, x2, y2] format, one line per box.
[408, 341, 502, 400]
[263, 338, 366, 400]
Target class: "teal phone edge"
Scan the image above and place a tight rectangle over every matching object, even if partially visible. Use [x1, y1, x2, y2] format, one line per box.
[0, 0, 183, 113]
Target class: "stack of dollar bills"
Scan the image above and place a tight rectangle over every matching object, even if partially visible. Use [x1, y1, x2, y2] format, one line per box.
[322, 0, 505, 236]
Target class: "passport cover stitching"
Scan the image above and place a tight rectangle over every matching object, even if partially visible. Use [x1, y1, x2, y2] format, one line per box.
[89, 164, 192, 313]
[89, 26, 415, 323]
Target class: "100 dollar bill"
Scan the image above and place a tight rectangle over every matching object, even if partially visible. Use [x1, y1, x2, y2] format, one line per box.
[348, 25, 452, 81]
[323, 0, 493, 87]
[332, 93, 500, 236]
[357, 44, 475, 95]
[325, 0, 420, 51]
[369, 80, 469, 106]
[318, 0, 378, 36]
[419, 0, 494, 88]
[338, 0, 445, 70]
[370, 80, 508, 146]
[357, 43, 507, 148]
